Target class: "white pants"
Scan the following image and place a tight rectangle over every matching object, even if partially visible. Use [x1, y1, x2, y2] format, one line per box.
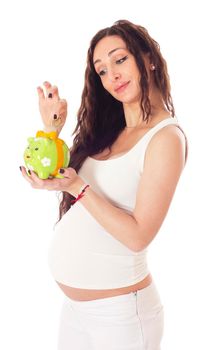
[58, 280, 164, 350]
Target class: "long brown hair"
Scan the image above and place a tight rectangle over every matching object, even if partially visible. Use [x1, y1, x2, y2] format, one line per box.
[58, 19, 175, 221]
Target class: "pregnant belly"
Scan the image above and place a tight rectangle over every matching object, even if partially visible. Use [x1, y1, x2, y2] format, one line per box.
[56, 273, 152, 301]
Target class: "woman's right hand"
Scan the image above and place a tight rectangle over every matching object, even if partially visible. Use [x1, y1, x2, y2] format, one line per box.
[37, 81, 67, 136]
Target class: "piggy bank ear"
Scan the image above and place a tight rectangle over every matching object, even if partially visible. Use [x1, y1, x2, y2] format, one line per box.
[27, 137, 34, 144]
[37, 136, 50, 144]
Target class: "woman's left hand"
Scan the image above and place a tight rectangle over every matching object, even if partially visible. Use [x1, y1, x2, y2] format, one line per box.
[20, 166, 84, 196]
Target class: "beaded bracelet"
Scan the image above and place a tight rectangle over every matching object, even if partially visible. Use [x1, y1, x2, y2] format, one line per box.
[71, 184, 90, 204]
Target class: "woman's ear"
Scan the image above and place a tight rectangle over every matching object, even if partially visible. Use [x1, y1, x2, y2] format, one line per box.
[145, 53, 155, 71]
[143, 53, 155, 72]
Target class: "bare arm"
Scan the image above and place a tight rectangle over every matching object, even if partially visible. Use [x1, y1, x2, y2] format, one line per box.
[72, 125, 187, 252]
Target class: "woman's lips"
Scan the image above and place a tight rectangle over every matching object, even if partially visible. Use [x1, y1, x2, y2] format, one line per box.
[114, 81, 130, 93]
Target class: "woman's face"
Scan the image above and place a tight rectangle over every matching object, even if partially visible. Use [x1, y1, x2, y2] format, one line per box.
[93, 35, 148, 105]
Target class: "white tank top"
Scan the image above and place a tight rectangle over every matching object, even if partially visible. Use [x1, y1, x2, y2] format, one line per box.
[48, 117, 181, 289]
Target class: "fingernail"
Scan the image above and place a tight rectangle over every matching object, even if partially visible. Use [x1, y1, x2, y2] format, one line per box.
[59, 168, 65, 174]
[28, 170, 31, 175]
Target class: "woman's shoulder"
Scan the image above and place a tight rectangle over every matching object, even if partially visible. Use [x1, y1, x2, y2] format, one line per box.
[146, 121, 188, 166]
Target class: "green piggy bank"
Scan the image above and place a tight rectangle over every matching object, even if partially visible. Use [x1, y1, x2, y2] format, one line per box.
[24, 131, 70, 179]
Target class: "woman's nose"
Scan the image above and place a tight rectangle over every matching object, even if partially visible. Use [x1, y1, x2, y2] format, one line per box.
[108, 69, 121, 82]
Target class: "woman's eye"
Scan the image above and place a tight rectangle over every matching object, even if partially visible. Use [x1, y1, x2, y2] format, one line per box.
[99, 70, 106, 76]
[98, 56, 128, 77]
[116, 55, 128, 64]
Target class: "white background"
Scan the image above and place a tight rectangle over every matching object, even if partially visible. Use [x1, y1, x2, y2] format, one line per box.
[0, 0, 216, 349]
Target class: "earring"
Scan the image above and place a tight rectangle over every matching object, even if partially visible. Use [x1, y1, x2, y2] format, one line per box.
[150, 64, 156, 71]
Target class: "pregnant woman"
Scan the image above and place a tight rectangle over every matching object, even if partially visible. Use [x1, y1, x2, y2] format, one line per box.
[21, 19, 188, 350]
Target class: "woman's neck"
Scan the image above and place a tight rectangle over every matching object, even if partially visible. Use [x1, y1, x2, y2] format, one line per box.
[123, 85, 170, 128]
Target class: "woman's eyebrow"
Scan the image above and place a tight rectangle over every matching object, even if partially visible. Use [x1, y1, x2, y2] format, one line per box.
[93, 47, 127, 65]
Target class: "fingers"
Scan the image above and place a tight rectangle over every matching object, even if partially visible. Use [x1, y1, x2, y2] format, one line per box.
[58, 167, 76, 179]
[20, 166, 79, 193]
[60, 98, 67, 106]
[28, 170, 45, 188]
[52, 115, 63, 128]
[37, 81, 60, 100]
[50, 85, 59, 100]
[58, 99, 68, 118]
[43, 81, 52, 89]
[20, 166, 34, 185]
[51, 99, 67, 127]
[21, 167, 56, 190]
[37, 86, 45, 100]
[37, 81, 68, 131]
[43, 81, 52, 93]
[43, 81, 59, 100]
